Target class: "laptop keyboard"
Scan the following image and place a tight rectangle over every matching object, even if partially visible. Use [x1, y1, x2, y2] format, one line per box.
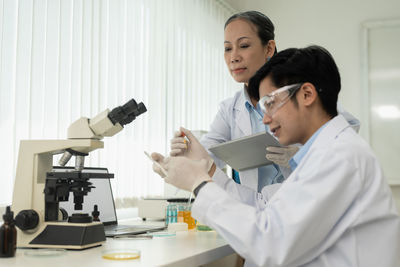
[105, 225, 146, 232]
[104, 224, 166, 236]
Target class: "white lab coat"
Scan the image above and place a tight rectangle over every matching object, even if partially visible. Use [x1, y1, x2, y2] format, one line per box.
[200, 88, 361, 190]
[193, 115, 400, 267]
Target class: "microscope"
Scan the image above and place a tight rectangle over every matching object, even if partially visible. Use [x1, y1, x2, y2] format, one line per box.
[11, 99, 146, 249]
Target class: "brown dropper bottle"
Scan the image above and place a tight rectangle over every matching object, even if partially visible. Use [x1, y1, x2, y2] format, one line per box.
[0, 206, 17, 257]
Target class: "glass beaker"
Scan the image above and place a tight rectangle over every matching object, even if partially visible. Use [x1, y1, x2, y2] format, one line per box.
[177, 204, 185, 223]
[183, 206, 196, 230]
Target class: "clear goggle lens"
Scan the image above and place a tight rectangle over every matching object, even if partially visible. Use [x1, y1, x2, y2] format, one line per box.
[258, 83, 302, 116]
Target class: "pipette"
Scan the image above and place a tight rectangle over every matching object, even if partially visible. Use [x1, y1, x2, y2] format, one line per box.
[144, 151, 168, 177]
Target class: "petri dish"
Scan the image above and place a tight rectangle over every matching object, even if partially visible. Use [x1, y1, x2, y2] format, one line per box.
[102, 249, 141, 261]
[24, 248, 66, 257]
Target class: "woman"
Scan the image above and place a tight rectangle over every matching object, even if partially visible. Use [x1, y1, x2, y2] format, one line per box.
[171, 11, 359, 191]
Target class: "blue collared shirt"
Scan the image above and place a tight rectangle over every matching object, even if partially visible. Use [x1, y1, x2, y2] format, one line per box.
[289, 122, 329, 171]
[244, 92, 283, 192]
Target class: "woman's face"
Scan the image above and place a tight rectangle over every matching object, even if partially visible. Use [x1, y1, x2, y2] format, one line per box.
[224, 19, 274, 85]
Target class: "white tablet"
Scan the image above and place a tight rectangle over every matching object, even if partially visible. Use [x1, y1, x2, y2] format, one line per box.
[209, 131, 281, 171]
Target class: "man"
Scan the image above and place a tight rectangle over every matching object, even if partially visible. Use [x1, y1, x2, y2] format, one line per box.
[151, 46, 400, 267]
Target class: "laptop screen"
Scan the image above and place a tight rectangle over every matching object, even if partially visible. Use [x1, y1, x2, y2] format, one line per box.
[55, 166, 118, 225]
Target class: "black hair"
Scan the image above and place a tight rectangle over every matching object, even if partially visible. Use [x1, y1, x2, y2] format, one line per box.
[225, 11, 277, 54]
[248, 45, 341, 117]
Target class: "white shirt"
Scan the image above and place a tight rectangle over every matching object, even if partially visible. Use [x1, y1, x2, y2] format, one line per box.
[193, 115, 400, 267]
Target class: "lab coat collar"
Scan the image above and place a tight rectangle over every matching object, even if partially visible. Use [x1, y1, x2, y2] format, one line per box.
[289, 115, 351, 178]
[233, 87, 252, 136]
[316, 114, 351, 144]
[303, 114, 351, 161]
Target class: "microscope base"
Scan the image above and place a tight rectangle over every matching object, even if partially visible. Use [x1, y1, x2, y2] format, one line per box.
[22, 221, 106, 250]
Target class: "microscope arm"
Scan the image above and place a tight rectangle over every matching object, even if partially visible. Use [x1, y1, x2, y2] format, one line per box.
[12, 140, 104, 228]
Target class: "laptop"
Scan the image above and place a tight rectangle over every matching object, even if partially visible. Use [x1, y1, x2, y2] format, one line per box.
[56, 166, 165, 237]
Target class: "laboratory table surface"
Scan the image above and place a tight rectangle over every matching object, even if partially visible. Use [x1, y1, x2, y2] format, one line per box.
[1, 222, 234, 267]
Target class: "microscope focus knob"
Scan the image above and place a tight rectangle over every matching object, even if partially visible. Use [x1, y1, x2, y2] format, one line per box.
[15, 210, 39, 231]
[43, 187, 53, 195]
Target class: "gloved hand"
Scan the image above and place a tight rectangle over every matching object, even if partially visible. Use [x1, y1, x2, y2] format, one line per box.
[169, 127, 213, 171]
[152, 155, 212, 192]
[266, 145, 299, 168]
[151, 152, 167, 178]
[170, 129, 188, 156]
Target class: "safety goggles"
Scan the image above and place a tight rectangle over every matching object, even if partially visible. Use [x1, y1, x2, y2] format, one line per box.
[258, 83, 303, 117]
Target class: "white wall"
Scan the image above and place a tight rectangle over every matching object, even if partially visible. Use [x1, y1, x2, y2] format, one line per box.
[225, 0, 400, 138]
[225, 0, 400, 211]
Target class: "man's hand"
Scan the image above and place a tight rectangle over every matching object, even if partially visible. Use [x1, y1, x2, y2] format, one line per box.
[152, 155, 212, 192]
[151, 152, 167, 178]
[266, 146, 299, 168]
[170, 130, 188, 156]
[170, 127, 213, 171]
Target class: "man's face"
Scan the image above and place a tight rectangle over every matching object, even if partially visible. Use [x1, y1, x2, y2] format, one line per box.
[259, 76, 306, 146]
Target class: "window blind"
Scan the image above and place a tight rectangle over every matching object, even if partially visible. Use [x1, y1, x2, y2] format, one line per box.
[0, 0, 240, 206]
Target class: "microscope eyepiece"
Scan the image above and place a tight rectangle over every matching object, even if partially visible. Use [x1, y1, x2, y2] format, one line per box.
[108, 99, 147, 126]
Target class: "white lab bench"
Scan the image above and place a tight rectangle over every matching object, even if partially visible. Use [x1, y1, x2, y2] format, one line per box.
[1, 220, 234, 267]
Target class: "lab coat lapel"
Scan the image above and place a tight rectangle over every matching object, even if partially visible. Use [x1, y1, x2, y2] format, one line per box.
[234, 90, 252, 136]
